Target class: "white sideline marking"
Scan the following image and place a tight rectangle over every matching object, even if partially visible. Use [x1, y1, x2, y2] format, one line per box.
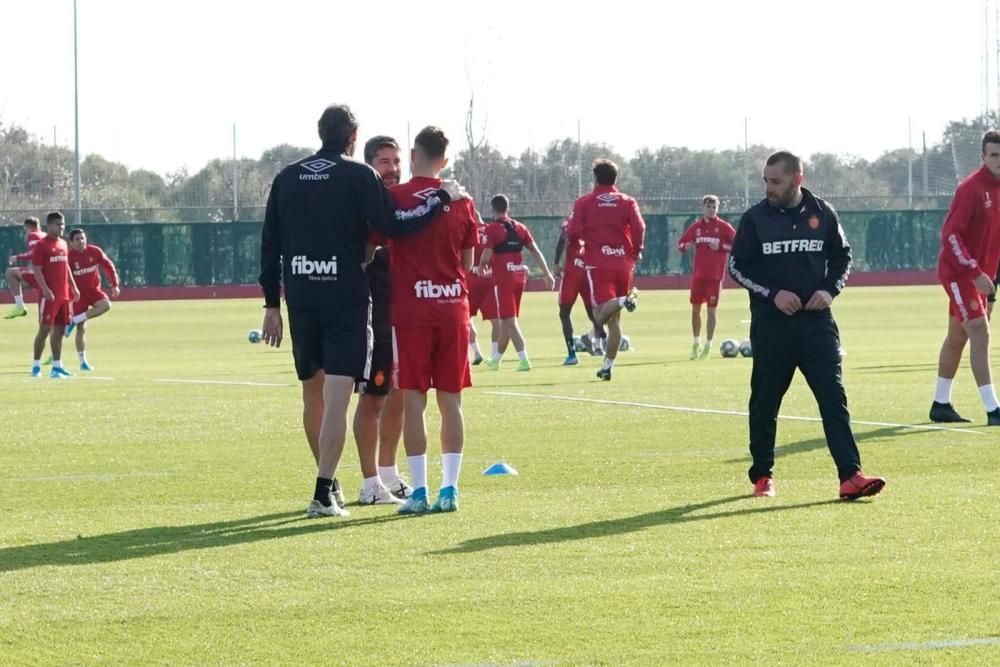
[486, 391, 985, 436]
[7, 472, 169, 482]
[847, 637, 1000, 652]
[79, 375, 115, 381]
[154, 378, 292, 388]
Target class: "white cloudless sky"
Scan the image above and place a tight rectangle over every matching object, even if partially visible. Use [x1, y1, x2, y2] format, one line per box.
[0, 0, 993, 175]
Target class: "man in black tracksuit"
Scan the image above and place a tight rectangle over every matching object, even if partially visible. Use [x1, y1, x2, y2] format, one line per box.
[728, 150, 886, 501]
[259, 104, 462, 518]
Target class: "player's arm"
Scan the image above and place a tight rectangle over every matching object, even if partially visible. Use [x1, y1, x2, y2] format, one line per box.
[720, 223, 736, 252]
[629, 199, 646, 261]
[68, 267, 80, 302]
[566, 201, 585, 240]
[259, 179, 283, 348]
[461, 247, 475, 272]
[525, 242, 556, 290]
[363, 167, 455, 238]
[364, 241, 377, 266]
[819, 208, 851, 299]
[478, 247, 493, 274]
[677, 224, 696, 252]
[727, 212, 782, 304]
[940, 186, 988, 281]
[553, 231, 567, 276]
[12, 248, 33, 264]
[30, 245, 53, 300]
[97, 248, 121, 297]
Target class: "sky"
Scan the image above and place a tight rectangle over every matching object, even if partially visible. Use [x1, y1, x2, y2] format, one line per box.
[1, 0, 996, 176]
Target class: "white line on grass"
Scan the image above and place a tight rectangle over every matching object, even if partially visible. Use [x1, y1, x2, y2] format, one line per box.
[847, 637, 1000, 652]
[6, 472, 169, 482]
[486, 391, 985, 436]
[154, 378, 293, 388]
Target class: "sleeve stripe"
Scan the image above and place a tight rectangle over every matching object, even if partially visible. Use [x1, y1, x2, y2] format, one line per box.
[947, 233, 979, 269]
[728, 255, 770, 298]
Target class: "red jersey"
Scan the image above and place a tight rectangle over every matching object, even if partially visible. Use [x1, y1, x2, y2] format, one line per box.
[566, 185, 645, 270]
[30, 235, 71, 300]
[68, 244, 120, 294]
[388, 176, 478, 326]
[677, 217, 736, 280]
[14, 230, 46, 264]
[938, 164, 1000, 282]
[485, 217, 533, 287]
[560, 219, 586, 271]
[469, 219, 494, 285]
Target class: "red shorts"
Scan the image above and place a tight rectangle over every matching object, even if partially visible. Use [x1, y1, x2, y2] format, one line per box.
[943, 279, 987, 322]
[19, 267, 38, 291]
[493, 282, 525, 319]
[586, 267, 633, 306]
[74, 289, 109, 315]
[468, 279, 498, 320]
[392, 324, 472, 393]
[39, 298, 71, 327]
[559, 265, 590, 306]
[690, 277, 722, 306]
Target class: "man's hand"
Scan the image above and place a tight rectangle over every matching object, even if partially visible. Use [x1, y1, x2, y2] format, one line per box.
[773, 289, 802, 315]
[974, 272, 996, 297]
[804, 290, 833, 311]
[634, 252, 643, 262]
[109, 285, 121, 298]
[42, 287, 54, 301]
[543, 272, 556, 290]
[709, 238, 720, 251]
[439, 180, 471, 201]
[262, 308, 283, 348]
[8, 255, 16, 266]
[553, 264, 563, 278]
[70, 283, 80, 303]
[677, 243, 689, 253]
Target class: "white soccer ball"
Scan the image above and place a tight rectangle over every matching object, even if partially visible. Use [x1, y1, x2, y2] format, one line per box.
[719, 339, 740, 358]
[573, 335, 587, 352]
[248, 329, 263, 344]
[739, 340, 752, 357]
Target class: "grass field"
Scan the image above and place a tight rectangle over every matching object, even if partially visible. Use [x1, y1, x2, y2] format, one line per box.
[1, 285, 999, 666]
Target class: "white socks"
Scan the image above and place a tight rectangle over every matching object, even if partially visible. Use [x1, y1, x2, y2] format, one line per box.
[491, 342, 500, 358]
[72, 312, 87, 324]
[378, 465, 399, 486]
[934, 377, 954, 404]
[517, 349, 528, 361]
[14, 296, 24, 307]
[705, 338, 713, 350]
[406, 454, 427, 491]
[53, 359, 63, 369]
[978, 384, 1000, 411]
[32, 359, 40, 368]
[602, 357, 615, 371]
[78, 352, 87, 363]
[362, 475, 381, 492]
[692, 336, 700, 346]
[471, 341, 482, 357]
[442, 453, 463, 489]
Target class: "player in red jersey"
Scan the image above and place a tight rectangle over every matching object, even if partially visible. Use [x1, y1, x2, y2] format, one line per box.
[478, 194, 555, 372]
[930, 131, 1000, 426]
[4, 217, 45, 319]
[554, 217, 605, 364]
[566, 159, 645, 381]
[29, 212, 79, 378]
[62, 228, 120, 371]
[388, 126, 478, 514]
[466, 211, 494, 365]
[677, 195, 736, 360]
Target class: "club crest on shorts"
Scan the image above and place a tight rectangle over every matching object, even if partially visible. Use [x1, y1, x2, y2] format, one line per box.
[374, 370, 385, 386]
[971, 300, 981, 312]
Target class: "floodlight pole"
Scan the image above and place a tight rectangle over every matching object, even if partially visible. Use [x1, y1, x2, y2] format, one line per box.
[73, 0, 82, 226]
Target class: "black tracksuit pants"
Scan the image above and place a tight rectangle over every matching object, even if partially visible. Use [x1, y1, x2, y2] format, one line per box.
[747, 308, 861, 483]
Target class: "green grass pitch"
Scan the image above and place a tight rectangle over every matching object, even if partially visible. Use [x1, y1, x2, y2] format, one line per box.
[1, 286, 999, 665]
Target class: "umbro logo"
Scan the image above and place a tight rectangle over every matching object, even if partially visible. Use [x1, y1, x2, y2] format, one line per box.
[412, 187, 438, 201]
[596, 193, 618, 203]
[301, 158, 337, 173]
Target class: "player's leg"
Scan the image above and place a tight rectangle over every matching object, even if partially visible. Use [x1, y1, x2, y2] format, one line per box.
[394, 325, 434, 513]
[468, 319, 483, 364]
[354, 339, 402, 505]
[429, 322, 471, 512]
[746, 315, 797, 495]
[559, 303, 578, 365]
[797, 313, 884, 498]
[313, 374, 355, 512]
[690, 303, 702, 359]
[32, 322, 50, 377]
[74, 321, 95, 370]
[48, 321, 70, 377]
[701, 306, 718, 360]
[930, 315, 970, 421]
[66, 296, 110, 337]
[961, 315, 1000, 424]
[377, 388, 411, 498]
[582, 299, 606, 356]
[4, 268, 28, 318]
[301, 373, 324, 465]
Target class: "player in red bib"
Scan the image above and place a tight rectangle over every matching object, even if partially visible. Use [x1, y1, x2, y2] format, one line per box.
[466, 211, 494, 365]
[554, 217, 605, 364]
[4, 217, 45, 319]
[29, 212, 79, 378]
[677, 195, 736, 360]
[388, 126, 478, 514]
[63, 228, 120, 371]
[566, 159, 645, 381]
[478, 195, 555, 372]
[930, 130, 1000, 426]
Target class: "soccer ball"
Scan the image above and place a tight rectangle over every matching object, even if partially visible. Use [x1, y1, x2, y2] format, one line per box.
[248, 329, 263, 344]
[719, 339, 740, 358]
[573, 335, 587, 352]
[619, 335, 631, 352]
[739, 340, 752, 357]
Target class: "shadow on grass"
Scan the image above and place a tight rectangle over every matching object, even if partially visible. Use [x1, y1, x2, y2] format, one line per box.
[0, 510, 409, 573]
[852, 363, 938, 373]
[429, 495, 842, 555]
[725, 425, 919, 465]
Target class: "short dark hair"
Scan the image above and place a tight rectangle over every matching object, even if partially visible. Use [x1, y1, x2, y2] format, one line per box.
[765, 151, 804, 174]
[414, 126, 448, 160]
[23, 216, 39, 228]
[363, 136, 399, 165]
[593, 159, 618, 186]
[491, 194, 510, 214]
[69, 228, 85, 241]
[317, 104, 358, 153]
[45, 211, 64, 225]
[982, 131, 1000, 154]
